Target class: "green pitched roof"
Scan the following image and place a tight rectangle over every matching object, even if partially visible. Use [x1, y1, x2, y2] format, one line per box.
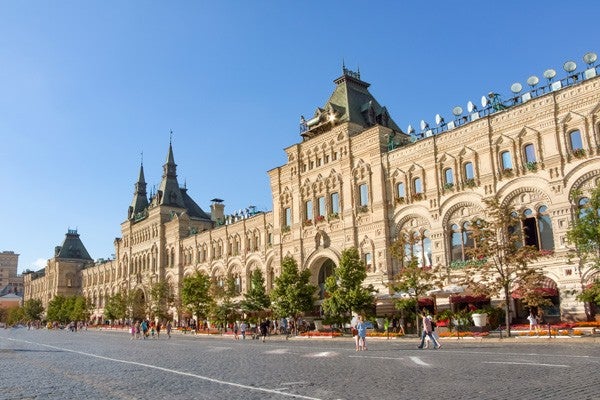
[55, 229, 93, 260]
[301, 67, 402, 139]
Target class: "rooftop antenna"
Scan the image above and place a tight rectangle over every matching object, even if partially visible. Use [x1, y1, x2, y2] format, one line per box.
[480, 96, 489, 108]
[452, 106, 463, 117]
[543, 68, 556, 82]
[510, 82, 523, 94]
[406, 124, 415, 134]
[563, 60, 577, 74]
[467, 101, 477, 113]
[435, 113, 445, 126]
[583, 52, 598, 66]
[420, 119, 429, 131]
[526, 75, 539, 88]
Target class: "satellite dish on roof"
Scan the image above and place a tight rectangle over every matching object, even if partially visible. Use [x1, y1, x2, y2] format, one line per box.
[526, 75, 539, 88]
[420, 120, 429, 131]
[407, 124, 415, 134]
[510, 82, 523, 94]
[452, 106, 463, 116]
[435, 114, 444, 125]
[583, 52, 598, 66]
[563, 61, 577, 73]
[467, 101, 476, 113]
[481, 96, 489, 108]
[543, 69, 556, 81]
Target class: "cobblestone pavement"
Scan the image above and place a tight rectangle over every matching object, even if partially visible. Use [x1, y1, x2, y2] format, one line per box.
[1, 328, 599, 400]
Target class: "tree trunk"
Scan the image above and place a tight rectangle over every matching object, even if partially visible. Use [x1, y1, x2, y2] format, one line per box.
[503, 285, 511, 337]
[414, 301, 420, 336]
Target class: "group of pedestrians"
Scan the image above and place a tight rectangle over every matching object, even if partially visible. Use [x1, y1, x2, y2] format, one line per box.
[130, 320, 172, 340]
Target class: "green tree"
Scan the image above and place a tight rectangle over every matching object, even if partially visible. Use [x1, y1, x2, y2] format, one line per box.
[128, 289, 147, 321]
[270, 255, 317, 332]
[104, 292, 128, 322]
[240, 269, 271, 316]
[181, 271, 214, 328]
[70, 295, 92, 322]
[321, 247, 376, 328]
[46, 295, 70, 324]
[149, 281, 174, 322]
[568, 186, 600, 316]
[210, 276, 240, 331]
[460, 196, 543, 337]
[7, 307, 25, 326]
[22, 299, 44, 322]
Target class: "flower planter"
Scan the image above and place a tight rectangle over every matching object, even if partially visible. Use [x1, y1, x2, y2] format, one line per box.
[472, 313, 488, 327]
[313, 320, 323, 331]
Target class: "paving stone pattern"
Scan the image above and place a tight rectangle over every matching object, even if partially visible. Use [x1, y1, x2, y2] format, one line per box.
[1, 329, 599, 400]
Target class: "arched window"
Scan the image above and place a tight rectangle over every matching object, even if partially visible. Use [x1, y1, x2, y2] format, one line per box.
[284, 207, 291, 227]
[524, 144, 536, 163]
[359, 183, 369, 206]
[400, 230, 432, 268]
[464, 162, 474, 180]
[330, 192, 339, 214]
[397, 182, 405, 198]
[318, 260, 335, 299]
[569, 130, 583, 150]
[520, 206, 554, 251]
[444, 168, 454, 185]
[413, 177, 423, 194]
[501, 151, 513, 169]
[450, 222, 473, 262]
[578, 197, 590, 219]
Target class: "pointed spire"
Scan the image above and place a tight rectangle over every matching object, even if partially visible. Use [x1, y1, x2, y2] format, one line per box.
[157, 137, 185, 208]
[129, 158, 149, 220]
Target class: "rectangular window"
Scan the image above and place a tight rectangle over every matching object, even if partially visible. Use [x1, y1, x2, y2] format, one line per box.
[524, 144, 536, 163]
[305, 200, 313, 221]
[284, 207, 291, 227]
[364, 253, 372, 270]
[331, 192, 339, 214]
[501, 151, 513, 169]
[413, 178, 422, 194]
[444, 168, 454, 184]
[397, 182, 405, 197]
[359, 184, 369, 206]
[318, 196, 326, 216]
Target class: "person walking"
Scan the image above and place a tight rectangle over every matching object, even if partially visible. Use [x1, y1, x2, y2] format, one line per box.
[233, 322, 239, 340]
[527, 310, 540, 333]
[240, 321, 247, 339]
[356, 316, 368, 351]
[166, 321, 172, 339]
[417, 311, 441, 349]
[130, 322, 136, 340]
[156, 322, 161, 339]
[259, 319, 269, 342]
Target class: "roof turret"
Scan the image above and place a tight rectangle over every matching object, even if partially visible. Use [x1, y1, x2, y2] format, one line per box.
[300, 66, 402, 139]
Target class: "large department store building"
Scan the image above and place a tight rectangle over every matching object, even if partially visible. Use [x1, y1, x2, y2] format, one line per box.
[24, 61, 600, 323]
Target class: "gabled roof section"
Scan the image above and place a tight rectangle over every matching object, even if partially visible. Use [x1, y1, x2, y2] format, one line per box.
[55, 229, 93, 261]
[300, 66, 402, 139]
[181, 188, 212, 221]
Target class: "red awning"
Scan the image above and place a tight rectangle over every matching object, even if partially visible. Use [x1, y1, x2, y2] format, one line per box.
[449, 294, 489, 304]
[511, 277, 558, 299]
[418, 297, 434, 306]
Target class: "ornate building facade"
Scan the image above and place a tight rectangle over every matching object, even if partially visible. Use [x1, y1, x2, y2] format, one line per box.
[24, 62, 600, 323]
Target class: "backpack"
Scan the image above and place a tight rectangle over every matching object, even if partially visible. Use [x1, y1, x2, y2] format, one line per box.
[431, 320, 437, 331]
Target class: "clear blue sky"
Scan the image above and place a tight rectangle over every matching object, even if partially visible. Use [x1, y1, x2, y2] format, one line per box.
[2, 1, 599, 273]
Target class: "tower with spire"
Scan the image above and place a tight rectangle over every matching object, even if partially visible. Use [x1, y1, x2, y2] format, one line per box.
[128, 161, 149, 221]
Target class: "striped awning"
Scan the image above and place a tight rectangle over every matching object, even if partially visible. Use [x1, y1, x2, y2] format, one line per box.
[511, 277, 558, 298]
